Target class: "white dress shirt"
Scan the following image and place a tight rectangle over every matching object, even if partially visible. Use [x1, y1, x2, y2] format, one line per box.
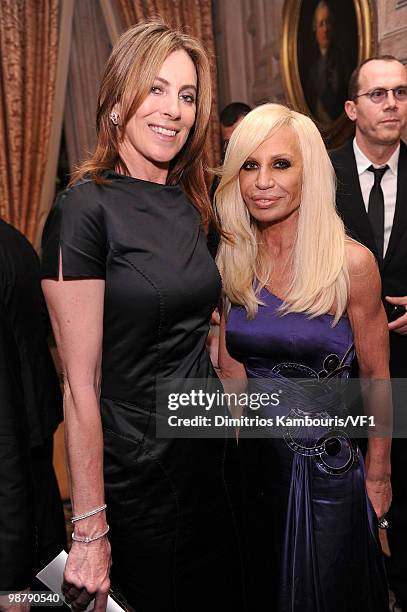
[353, 138, 399, 256]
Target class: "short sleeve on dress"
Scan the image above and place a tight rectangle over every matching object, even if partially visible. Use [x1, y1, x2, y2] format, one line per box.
[41, 185, 107, 280]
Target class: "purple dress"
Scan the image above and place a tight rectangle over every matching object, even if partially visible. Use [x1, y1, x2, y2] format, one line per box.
[227, 287, 388, 612]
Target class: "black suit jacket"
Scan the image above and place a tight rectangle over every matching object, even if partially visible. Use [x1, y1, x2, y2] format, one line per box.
[0, 220, 62, 589]
[0, 219, 62, 446]
[331, 140, 407, 377]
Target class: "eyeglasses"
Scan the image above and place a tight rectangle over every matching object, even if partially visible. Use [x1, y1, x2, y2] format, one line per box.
[354, 86, 407, 103]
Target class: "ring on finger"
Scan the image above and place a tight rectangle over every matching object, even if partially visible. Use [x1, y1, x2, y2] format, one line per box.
[378, 516, 389, 529]
[74, 589, 94, 608]
[63, 586, 82, 603]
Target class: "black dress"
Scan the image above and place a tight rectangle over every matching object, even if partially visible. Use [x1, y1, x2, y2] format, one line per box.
[41, 172, 245, 612]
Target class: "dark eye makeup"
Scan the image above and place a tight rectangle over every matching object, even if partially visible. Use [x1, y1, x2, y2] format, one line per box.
[240, 158, 292, 171]
[241, 160, 258, 171]
[273, 158, 291, 169]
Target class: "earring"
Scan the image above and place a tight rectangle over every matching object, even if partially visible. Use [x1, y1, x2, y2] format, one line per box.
[110, 111, 119, 125]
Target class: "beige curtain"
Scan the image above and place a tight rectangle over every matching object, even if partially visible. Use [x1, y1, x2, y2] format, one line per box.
[64, 0, 112, 171]
[116, 0, 221, 170]
[0, 0, 59, 242]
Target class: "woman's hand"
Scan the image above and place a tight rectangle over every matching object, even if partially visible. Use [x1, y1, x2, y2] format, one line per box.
[366, 469, 392, 521]
[62, 537, 111, 611]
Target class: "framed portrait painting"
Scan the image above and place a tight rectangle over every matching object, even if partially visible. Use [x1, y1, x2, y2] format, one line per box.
[281, 0, 376, 148]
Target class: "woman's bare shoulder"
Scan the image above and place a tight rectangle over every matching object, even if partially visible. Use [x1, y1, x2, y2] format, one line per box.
[345, 238, 378, 279]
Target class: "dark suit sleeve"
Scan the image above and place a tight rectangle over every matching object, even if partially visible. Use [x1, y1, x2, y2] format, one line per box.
[330, 145, 363, 243]
[0, 433, 34, 590]
[0, 305, 34, 590]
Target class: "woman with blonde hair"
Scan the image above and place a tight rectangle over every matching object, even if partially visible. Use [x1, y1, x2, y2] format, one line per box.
[41, 20, 244, 612]
[216, 103, 391, 611]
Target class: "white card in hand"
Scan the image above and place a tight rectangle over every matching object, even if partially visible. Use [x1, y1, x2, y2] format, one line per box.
[36, 550, 125, 611]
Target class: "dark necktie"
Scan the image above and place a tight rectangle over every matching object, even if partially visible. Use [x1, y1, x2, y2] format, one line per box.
[367, 165, 389, 261]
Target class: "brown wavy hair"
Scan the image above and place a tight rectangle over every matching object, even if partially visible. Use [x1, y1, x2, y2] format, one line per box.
[71, 19, 214, 225]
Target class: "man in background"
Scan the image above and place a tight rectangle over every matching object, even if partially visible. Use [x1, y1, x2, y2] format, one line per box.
[208, 101, 252, 259]
[331, 55, 407, 611]
[219, 101, 252, 153]
[206, 102, 252, 370]
[0, 219, 65, 610]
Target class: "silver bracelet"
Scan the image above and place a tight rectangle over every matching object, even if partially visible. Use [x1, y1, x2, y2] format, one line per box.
[72, 525, 110, 544]
[71, 504, 107, 524]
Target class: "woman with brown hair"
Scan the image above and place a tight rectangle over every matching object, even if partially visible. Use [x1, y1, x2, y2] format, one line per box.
[41, 20, 243, 612]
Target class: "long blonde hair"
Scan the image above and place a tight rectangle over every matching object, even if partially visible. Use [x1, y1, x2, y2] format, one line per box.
[215, 103, 350, 325]
[71, 20, 213, 225]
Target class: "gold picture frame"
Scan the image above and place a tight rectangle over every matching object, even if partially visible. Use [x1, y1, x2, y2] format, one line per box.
[281, 0, 376, 148]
